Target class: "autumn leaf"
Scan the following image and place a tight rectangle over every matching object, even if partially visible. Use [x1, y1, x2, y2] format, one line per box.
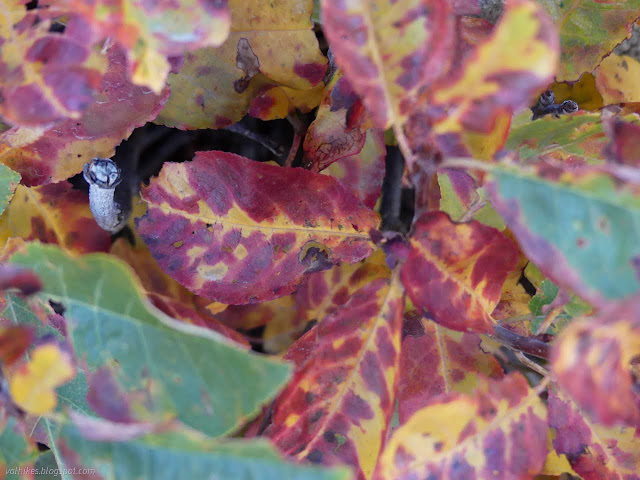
[401, 211, 519, 333]
[322, 129, 386, 209]
[0, 46, 168, 186]
[0, 417, 40, 475]
[9, 243, 292, 437]
[2, 182, 111, 254]
[376, 373, 548, 480]
[488, 160, 640, 306]
[405, 0, 558, 157]
[0, 324, 34, 366]
[0, 163, 19, 215]
[267, 275, 404, 479]
[595, 54, 640, 105]
[0, 1, 106, 126]
[548, 386, 640, 479]
[137, 151, 379, 304]
[550, 72, 604, 111]
[61, 0, 231, 93]
[551, 298, 640, 427]
[249, 84, 326, 121]
[302, 71, 369, 172]
[110, 237, 248, 346]
[321, 0, 455, 163]
[9, 341, 76, 415]
[604, 116, 640, 167]
[398, 310, 504, 423]
[539, 0, 640, 81]
[505, 111, 619, 165]
[156, 0, 326, 129]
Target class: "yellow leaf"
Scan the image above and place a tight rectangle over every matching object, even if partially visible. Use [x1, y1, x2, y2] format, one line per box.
[9, 343, 75, 415]
[595, 54, 640, 105]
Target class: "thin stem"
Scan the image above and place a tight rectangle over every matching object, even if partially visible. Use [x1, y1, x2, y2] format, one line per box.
[458, 198, 487, 223]
[514, 351, 549, 377]
[534, 305, 564, 336]
[285, 132, 303, 167]
[226, 123, 287, 158]
[439, 157, 495, 172]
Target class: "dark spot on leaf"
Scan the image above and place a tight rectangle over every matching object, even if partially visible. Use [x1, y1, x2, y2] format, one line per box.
[309, 410, 324, 422]
[306, 449, 323, 463]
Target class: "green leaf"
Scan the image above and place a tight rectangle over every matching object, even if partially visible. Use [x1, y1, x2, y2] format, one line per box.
[33, 451, 62, 480]
[0, 417, 40, 479]
[489, 164, 640, 306]
[538, 0, 640, 80]
[529, 279, 559, 316]
[57, 422, 351, 480]
[8, 243, 292, 438]
[0, 163, 20, 216]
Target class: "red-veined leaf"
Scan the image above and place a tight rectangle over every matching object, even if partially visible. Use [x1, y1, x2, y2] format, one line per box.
[137, 151, 379, 304]
[551, 298, 640, 427]
[266, 274, 404, 479]
[401, 211, 519, 333]
[376, 372, 548, 480]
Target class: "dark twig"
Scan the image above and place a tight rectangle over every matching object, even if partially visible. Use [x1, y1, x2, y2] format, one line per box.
[285, 113, 307, 167]
[380, 147, 405, 231]
[491, 325, 550, 360]
[226, 123, 287, 158]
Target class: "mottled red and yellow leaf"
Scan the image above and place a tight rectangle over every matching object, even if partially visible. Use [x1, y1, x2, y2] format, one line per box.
[157, 0, 326, 129]
[551, 298, 640, 427]
[401, 211, 519, 333]
[267, 275, 404, 479]
[0, 46, 168, 186]
[303, 71, 369, 172]
[548, 386, 640, 478]
[595, 54, 640, 105]
[61, 0, 230, 93]
[398, 310, 504, 423]
[2, 182, 110, 254]
[9, 341, 75, 415]
[0, 2, 106, 126]
[376, 373, 548, 480]
[137, 151, 379, 304]
[323, 129, 386, 210]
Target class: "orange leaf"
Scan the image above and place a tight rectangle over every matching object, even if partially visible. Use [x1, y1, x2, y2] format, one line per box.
[9, 342, 75, 415]
[375, 373, 548, 480]
[267, 274, 404, 479]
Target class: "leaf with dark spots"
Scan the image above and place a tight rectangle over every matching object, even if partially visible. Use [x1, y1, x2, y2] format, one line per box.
[397, 310, 504, 424]
[401, 211, 519, 333]
[156, 0, 326, 129]
[551, 298, 640, 427]
[375, 373, 548, 480]
[137, 151, 379, 304]
[267, 274, 404, 479]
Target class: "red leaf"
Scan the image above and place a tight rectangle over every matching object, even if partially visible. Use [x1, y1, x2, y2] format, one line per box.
[267, 275, 404, 479]
[401, 211, 519, 333]
[137, 151, 379, 304]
